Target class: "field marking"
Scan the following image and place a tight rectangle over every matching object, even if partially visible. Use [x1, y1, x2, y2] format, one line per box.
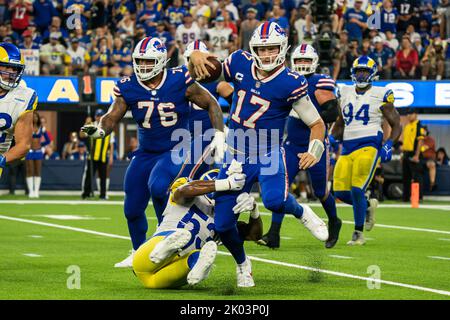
[280, 237, 293, 240]
[428, 256, 450, 261]
[28, 235, 43, 238]
[23, 253, 42, 258]
[23, 215, 111, 221]
[0, 214, 449, 297]
[328, 255, 354, 259]
[437, 238, 450, 241]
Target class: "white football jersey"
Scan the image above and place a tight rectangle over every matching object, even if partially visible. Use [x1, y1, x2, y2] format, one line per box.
[0, 85, 37, 155]
[338, 84, 393, 143]
[205, 27, 233, 61]
[176, 23, 202, 51]
[154, 194, 215, 255]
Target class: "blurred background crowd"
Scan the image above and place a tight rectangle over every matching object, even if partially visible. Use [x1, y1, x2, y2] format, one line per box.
[0, 0, 449, 80]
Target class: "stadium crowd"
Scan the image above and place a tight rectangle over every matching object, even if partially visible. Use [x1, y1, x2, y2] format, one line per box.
[0, 0, 449, 80]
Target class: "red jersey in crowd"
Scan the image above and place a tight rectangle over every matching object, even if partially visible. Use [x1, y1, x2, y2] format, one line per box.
[395, 48, 419, 73]
[10, 2, 32, 31]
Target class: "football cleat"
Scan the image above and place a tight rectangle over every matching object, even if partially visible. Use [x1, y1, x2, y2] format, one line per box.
[347, 231, 366, 246]
[365, 198, 378, 231]
[187, 241, 218, 285]
[150, 229, 192, 264]
[325, 218, 342, 249]
[236, 258, 255, 288]
[114, 249, 135, 268]
[256, 232, 280, 249]
[298, 204, 329, 242]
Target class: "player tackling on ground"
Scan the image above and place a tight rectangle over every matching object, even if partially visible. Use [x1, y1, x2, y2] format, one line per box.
[189, 22, 328, 287]
[81, 37, 227, 268]
[332, 56, 401, 245]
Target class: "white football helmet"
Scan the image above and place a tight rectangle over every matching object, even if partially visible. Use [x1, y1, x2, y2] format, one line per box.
[132, 37, 168, 81]
[183, 40, 209, 62]
[290, 44, 319, 75]
[249, 21, 288, 72]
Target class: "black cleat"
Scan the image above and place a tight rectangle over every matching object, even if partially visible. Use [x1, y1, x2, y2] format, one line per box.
[257, 232, 280, 249]
[325, 218, 342, 249]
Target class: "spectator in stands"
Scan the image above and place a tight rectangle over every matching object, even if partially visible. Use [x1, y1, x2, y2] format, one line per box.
[205, 16, 235, 61]
[0, 0, 7, 25]
[412, 34, 426, 60]
[65, 37, 90, 75]
[71, 27, 90, 50]
[418, 19, 431, 46]
[420, 126, 437, 191]
[151, 21, 176, 61]
[396, 0, 419, 38]
[40, 32, 67, 75]
[332, 30, 350, 79]
[176, 13, 202, 60]
[90, 0, 107, 29]
[268, 5, 289, 33]
[394, 36, 419, 79]
[44, 144, 61, 160]
[402, 108, 425, 202]
[242, 0, 266, 21]
[380, 0, 399, 35]
[117, 11, 135, 37]
[436, 148, 450, 166]
[190, 0, 212, 26]
[421, 38, 445, 80]
[385, 29, 400, 51]
[19, 30, 40, 49]
[33, 0, 58, 35]
[293, 5, 314, 46]
[9, 0, 33, 34]
[125, 137, 139, 160]
[111, 36, 132, 73]
[64, 0, 92, 31]
[42, 16, 69, 43]
[72, 142, 87, 161]
[238, 8, 260, 51]
[26, 22, 43, 46]
[340, 0, 368, 43]
[113, 0, 137, 25]
[90, 37, 111, 76]
[369, 36, 394, 79]
[441, 0, 450, 39]
[62, 132, 81, 160]
[221, 10, 238, 36]
[165, 0, 187, 32]
[138, 0, 163, 36]
[430, 20, 441, 39]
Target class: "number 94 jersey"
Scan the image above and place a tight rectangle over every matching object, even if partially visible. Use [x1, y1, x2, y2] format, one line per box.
[339, 84, 394, 155]
[0, 85, 38, 155]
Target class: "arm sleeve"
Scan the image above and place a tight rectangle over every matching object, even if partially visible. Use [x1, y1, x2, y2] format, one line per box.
[292, 95, 322, 127]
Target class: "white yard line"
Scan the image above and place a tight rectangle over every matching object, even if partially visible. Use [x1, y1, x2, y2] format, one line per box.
[437, 238, 450, 241]
[1, 214, 449, 297]
[328, 255, 354, 259]
[22, 253, 42, 257]
[1, 199, 449, 235]
[428, 256, 450, 261]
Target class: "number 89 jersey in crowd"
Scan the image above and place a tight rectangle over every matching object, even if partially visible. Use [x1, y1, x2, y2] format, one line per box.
[338, 84, 394, 155]
[0, 85, 38, 155]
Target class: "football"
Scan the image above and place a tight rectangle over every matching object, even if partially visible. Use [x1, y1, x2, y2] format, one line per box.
[199, 56, 222, 83]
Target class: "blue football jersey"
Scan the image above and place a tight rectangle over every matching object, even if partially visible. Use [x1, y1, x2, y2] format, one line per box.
[189, 81, 219, 137]
[114, 65, 195, 153]
[223, 50, 308, 154]
[286, 73, 336, 146]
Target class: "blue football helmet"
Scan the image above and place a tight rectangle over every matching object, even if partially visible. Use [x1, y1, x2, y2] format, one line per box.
[350, 56, 377, 88]
[199, 169, 220, 201]
[0, 42, 25, 90]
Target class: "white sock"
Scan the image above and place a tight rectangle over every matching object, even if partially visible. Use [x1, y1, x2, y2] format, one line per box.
[26, 177, 34, 197]
[35, 176, 41, 197]
[96, 178, 100, 192]
[106, 178, 110, 196]
[327, 181, 332, 192]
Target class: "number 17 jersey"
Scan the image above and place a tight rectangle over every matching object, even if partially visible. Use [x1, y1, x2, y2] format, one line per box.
[339, 84, 394, 155]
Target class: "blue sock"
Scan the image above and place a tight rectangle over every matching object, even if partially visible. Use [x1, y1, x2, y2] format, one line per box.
[351, 187, 367, 231]
[127, 215, 148, 250]
[281, 194, 304, 219]
[321, 194, 338, 222]
[334, 190, 353, 205]
[152, 195, 168, 224]
[219, 227, 246, 264]
[187, 251, 200, 269]
[271, 212, 285, 224]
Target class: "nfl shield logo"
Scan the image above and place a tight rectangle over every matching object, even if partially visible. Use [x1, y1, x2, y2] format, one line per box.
[255, 81, 261, 88]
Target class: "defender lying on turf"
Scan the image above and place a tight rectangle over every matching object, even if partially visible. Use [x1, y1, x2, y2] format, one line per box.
[132, 161, 263, 289]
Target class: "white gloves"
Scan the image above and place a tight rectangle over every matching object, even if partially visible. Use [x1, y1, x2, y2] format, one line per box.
[209, 130, 227, 163]
[233, 192, 258, 217]
[81, 124, 105, 139]
[226, 159, 242, 175]
[214, 159, 245, 191]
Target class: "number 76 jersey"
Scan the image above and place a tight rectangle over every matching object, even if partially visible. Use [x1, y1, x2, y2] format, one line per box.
[338, 84, 394, 154]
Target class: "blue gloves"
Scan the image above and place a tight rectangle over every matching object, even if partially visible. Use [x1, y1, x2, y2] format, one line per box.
[380, 139, 393, 163]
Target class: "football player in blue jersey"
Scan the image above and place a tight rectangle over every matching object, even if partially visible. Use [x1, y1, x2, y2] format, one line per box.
[189, 22, 329, 287]
[182, 40, 234, 180]
[81, 37, 227, 268]
[258, 44, 342, 249]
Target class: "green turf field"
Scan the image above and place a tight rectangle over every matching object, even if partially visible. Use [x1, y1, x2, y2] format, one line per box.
[0, 196, 449, 300]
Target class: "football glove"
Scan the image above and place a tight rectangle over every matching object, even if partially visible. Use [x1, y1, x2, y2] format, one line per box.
[81, 124, 105, 139]
[209, 130, 227, 163]
[215, 173, 246, 191]
[226, 159, 242, 175]
[233, 192, 257, 215]
[380, 139, 393, 163]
